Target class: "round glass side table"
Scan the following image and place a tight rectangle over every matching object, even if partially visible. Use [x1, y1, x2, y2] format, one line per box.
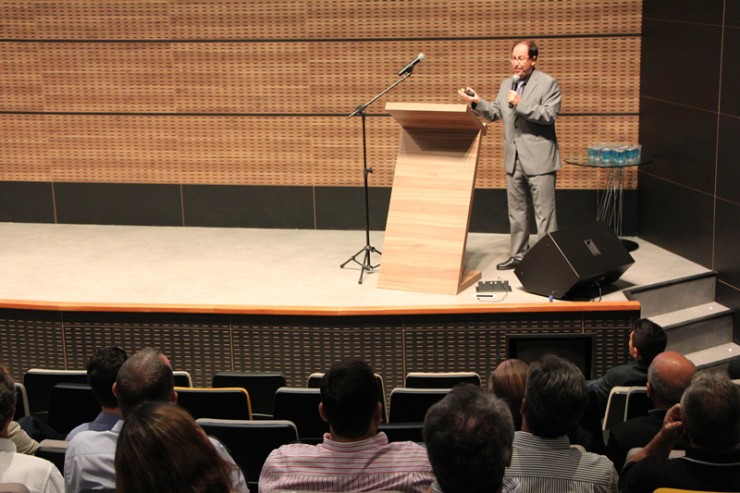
[565, 154, 652, 252]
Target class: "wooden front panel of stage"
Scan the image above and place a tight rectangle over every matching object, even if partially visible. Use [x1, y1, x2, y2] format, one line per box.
[0, 307, 638, 396]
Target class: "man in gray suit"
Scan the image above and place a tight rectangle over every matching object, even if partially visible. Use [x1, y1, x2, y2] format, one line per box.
[459, 40, 562, 270]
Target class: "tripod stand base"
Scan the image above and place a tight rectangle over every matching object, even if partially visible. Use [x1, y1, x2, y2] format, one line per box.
[340, 244, 382, 284]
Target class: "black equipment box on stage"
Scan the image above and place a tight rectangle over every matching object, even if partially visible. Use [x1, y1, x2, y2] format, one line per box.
[514, 221, 635, 299]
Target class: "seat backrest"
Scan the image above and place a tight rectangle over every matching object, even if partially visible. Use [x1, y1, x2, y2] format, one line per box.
[212, 372, 286, 417]
[175, 387, 252, 420]
[388, 388, 449, 423]
[47, 383, 100, 434]
[624, 386, 650, 420]
[378, 422, 424, 443]
[307, 372, 388, 423]
[602, 385, 631, 431]
[173, 370, 193, 387]
[35, 439, 68, 474]
[272, 387, 328, 442]
[405, 372, 481, 389]
[197, 418, 298, 490]
[23, 368, 88, 416]
[13, 383, 30, 420]
[0, 484, 31, 493]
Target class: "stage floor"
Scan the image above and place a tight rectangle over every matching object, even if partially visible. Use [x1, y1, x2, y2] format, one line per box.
[0, 222, 709, 311]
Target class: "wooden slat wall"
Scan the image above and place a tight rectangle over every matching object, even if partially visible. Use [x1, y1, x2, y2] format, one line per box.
[0, 0, 642, 190]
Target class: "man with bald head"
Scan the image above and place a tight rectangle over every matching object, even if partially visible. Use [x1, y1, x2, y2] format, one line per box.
[605, 351, 695, 471]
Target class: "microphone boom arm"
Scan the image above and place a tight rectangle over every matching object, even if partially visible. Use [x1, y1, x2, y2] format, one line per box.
[348, 71, 413, 118]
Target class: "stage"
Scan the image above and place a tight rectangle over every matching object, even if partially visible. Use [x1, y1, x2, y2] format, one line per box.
[0, 223, 708, 312]
[0, 222, 710, 389]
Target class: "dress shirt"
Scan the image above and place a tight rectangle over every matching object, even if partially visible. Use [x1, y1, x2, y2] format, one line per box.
[505, 431, 618, 493]
[259, 431, 434, 493]
[0, 437, 64, 493]
[65, 411, 121, 441]
[64, 419, 248, 493]
[431, 476, 522, 493]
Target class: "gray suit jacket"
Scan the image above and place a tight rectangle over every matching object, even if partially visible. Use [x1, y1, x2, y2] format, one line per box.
[475, 68, 562, 176]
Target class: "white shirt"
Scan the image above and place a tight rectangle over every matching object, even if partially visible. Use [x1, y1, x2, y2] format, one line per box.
[0, 437, 64, 493]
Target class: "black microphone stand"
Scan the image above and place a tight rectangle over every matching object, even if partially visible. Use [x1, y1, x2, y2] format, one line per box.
[340, 70, 414, 284]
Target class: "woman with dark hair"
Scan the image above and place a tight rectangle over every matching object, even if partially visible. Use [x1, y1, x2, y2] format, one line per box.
[115, 401, 235, 493]
[487, 358, 529, 431]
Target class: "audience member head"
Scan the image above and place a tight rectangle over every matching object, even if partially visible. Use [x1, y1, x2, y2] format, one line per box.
[630, 319, 667, 365]
[115, 401, 233, 493]
[319, 358, 381, 439]
[87, 346, 129, 410]
[114, 348, 175, 418]
[424, 384, 514, 493]
[487, 358, 529, 430]
[0, 365, 17, 434]
[646, 351, 695, 409]
[680, 371, 740, 452]
[522, 354, 588, 438]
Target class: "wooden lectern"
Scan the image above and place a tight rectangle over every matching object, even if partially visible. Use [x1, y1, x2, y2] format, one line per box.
[378, 102, 486, 295]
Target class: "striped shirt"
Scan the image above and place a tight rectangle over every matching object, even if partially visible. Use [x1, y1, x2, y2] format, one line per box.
[258, 432, 434, 493]
[505, 431, 618, 493]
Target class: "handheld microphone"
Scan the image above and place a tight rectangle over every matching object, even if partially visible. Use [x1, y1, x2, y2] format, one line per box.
[398, 53, 426, 76]
[509, 74, 520, 108]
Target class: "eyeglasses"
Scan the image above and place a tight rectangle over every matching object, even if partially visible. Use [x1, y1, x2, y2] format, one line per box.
[510, 56, 530, 64]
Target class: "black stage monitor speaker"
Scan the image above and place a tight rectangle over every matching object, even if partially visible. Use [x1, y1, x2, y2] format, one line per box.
[514, 221, 634, 299]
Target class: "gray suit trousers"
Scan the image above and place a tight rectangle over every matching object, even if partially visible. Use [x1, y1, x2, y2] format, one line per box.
[507, 159, 558, 260]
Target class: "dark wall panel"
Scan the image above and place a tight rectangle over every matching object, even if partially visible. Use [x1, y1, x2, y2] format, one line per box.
[640, 98, 717, 194]
[729, 0, 740, 26]
[0, 181, 55, 223]
[315, 186, 391, 231]
[637, 173, 713, 266]
[470, 189, 634, 236]
[55, 183, 183, 226]
[641, 19, 721, 111]
[183, 185, 314, 229]
[718, 115, 740, 203]
[469, 189, 510, 233]
[721, 25, 740, 116]
[715, 199, 740, 290]
[643, 0, 724, 23]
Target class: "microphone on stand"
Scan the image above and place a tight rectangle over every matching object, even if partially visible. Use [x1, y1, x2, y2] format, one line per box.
[398, 53, 426, 76]
[509, 74, 520, 108]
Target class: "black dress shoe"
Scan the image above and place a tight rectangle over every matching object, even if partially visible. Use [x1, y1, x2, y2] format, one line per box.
[496, 257, 520, 270]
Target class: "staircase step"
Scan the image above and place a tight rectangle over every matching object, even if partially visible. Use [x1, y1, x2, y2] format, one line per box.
[625, 272, 717, 318]
[650, 303, 735, 354]
[685, 342, 740, 370]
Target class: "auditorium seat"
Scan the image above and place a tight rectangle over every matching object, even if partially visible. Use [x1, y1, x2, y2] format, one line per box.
[307, 372, 388, 423]
[173, 370, 193, 387]
[378, 422, 424, 443]
[47, 383, 99, 434]
[272, 387, 328, 443]
[624, 386, 651, 420]
[603, 386, 648, 430]
[23, 368, 87, 420]
[175, 387, 252, 421]
[35, 439, 67, 474]
[212, 371, 286, 419]
[404, 371, 481, 389]
[197, 418, 298, 493]
[13, 383, 29, 421]
[388, 388, 449, 423]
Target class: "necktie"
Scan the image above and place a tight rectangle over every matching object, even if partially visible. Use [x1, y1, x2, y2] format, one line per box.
[517, 79, 525, 97]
